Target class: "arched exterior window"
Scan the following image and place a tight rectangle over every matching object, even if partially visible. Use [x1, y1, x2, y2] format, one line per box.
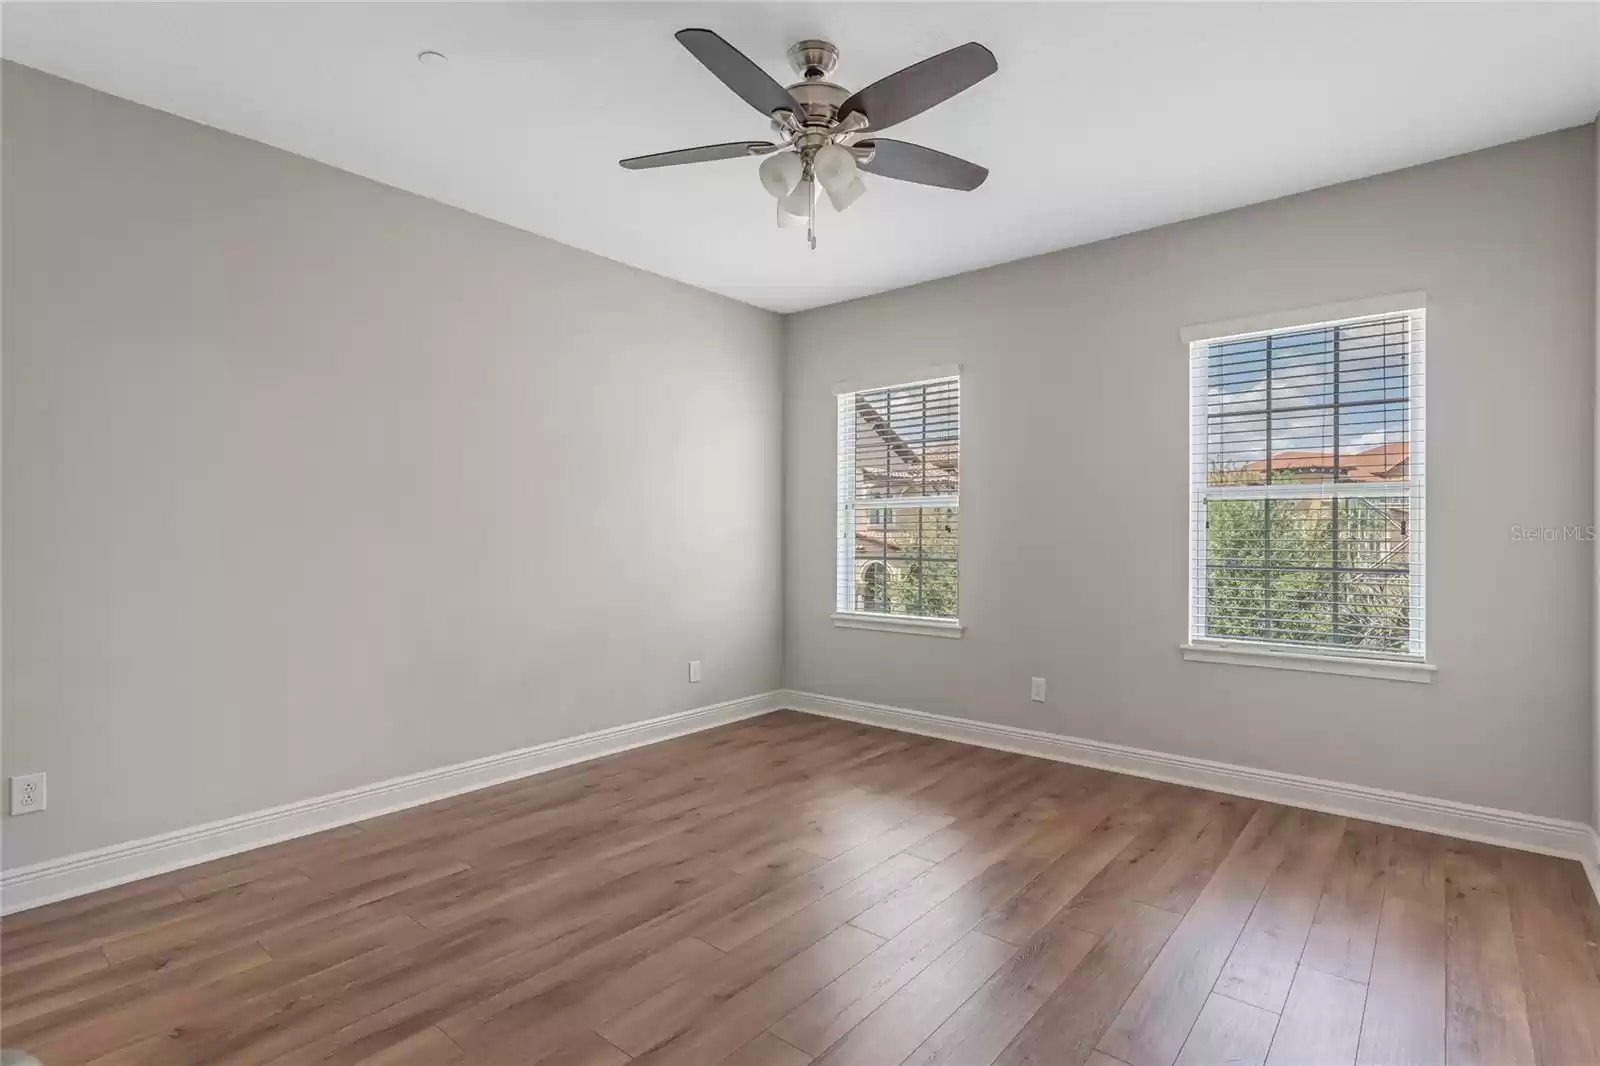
[859, 561, 887, 612]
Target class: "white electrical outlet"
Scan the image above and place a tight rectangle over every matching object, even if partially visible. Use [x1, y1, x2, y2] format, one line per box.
[10, 772, 46, 815]
[688, 660, 702, 683]
[1030, 677, 1047, 702]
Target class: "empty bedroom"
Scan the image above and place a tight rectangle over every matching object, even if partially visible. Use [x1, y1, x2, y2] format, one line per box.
[2, 2, 1599, 1065]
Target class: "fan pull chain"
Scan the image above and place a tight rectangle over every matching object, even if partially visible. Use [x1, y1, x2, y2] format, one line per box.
[808, 164, 819, 250]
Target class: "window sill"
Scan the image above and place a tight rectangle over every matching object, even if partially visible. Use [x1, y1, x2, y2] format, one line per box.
[833, 612, 964, 638]
[1181, 642, 1435, 683]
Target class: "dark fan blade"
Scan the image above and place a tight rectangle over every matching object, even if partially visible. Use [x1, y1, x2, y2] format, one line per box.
[675, 28, 804, 119]
[839, 42, 997, 132]
[858, 139, 988, 191]
[620, 141, 773, 169]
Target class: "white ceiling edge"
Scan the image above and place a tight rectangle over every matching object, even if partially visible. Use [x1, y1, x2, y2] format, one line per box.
[4, 2, 1598, 313]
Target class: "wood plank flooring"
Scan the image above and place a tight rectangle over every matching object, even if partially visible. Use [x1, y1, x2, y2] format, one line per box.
[3, 711, 1598, 1066]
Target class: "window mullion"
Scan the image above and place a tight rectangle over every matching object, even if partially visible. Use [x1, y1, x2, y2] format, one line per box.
[1263, 331, 1274, 643]
[864, 496, 959, 511]
[837, 394, 856, 614]
[1331, 323, 1342, 642]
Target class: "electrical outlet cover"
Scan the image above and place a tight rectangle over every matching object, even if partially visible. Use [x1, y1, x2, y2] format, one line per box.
[1030, 677, 1047, 702]
[10, 772, 46, 815]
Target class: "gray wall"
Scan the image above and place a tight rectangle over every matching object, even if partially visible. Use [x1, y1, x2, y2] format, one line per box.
[4, 62, 1595, 877]
[1, 63, 784, 868]
[786, 126, 1598, 822]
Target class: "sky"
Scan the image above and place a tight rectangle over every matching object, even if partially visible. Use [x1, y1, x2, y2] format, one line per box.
[1204, 317, 1412, 477]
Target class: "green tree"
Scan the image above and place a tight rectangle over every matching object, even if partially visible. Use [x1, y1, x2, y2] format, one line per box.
[1204, 470, 1409, 650]
[887, 508, 958, 619]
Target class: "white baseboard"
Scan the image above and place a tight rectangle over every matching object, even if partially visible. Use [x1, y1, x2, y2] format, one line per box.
[1586, 828, 1600, 911]
[781, 690, 1599, 875]
[8, 688, 1594, 915]
[0, 691, 782, 915]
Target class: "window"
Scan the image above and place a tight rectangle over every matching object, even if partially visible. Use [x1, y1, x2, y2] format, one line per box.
[836, 374, 960, 629]
[1189, 307, 1425, 664]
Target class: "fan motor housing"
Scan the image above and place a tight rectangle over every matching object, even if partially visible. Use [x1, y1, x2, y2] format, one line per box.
[777, 39, 848, 130]
[783, 79, 849, 128]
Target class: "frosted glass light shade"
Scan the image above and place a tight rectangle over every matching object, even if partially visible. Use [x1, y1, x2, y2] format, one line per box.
[758, 152, 804, 199]
[780, 180, 813, 219]
[813, 145, 866, 211]
[827, 172, 866, 212]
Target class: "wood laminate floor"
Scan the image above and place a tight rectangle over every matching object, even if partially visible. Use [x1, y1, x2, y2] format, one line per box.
[3, 711, 1598, 1066]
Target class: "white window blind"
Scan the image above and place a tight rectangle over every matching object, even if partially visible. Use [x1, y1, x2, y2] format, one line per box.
[1189, 309, 1425, 659]
[837, 375, 960, 621]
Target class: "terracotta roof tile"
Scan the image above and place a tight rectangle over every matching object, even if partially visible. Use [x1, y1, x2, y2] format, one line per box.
[1240, 442, 1408, 481]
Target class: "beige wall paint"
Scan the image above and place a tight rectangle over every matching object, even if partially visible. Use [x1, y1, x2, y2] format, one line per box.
[0, 64, 784, 868]
[786, 126, 1598, 822]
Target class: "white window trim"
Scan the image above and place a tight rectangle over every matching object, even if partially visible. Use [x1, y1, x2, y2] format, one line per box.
[1181, 641, 1435, 682]
[836, 370, 961, 635]
[832, 365, 962, 397]
[833, 612, 965, 637]
[1179, 292, 1427, 345]
[1184, 296, 1429, 675]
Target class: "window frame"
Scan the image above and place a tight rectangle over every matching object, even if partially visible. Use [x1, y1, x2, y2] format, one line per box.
[834, 370, 963, 637]
[1183, 298, 1430, 678]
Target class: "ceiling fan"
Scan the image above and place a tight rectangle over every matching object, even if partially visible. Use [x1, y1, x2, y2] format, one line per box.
[619, 30, 997, 249]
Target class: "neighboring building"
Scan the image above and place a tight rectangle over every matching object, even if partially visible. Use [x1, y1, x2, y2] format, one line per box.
[1228, 441, 1411, 564]
[1239, 442, 1408, 483]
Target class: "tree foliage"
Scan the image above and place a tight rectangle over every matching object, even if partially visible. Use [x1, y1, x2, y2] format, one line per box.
[1205, 492, 1410, 651]
[857, 508, 958, 619]
[888, 509, 958, 618]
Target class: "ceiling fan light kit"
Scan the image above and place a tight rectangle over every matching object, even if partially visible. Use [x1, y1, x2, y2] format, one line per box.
[620, 29, 997, 250]
[813, 144, 866, 212]
[758, 151, 803, 198]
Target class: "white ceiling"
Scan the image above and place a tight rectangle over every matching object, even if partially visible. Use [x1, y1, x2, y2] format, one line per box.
[5, 3, 1599, 313]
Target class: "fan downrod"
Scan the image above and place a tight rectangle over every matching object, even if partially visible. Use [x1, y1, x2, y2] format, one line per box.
[786, 39, 839, 80]
[780, 40, 849, 131]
